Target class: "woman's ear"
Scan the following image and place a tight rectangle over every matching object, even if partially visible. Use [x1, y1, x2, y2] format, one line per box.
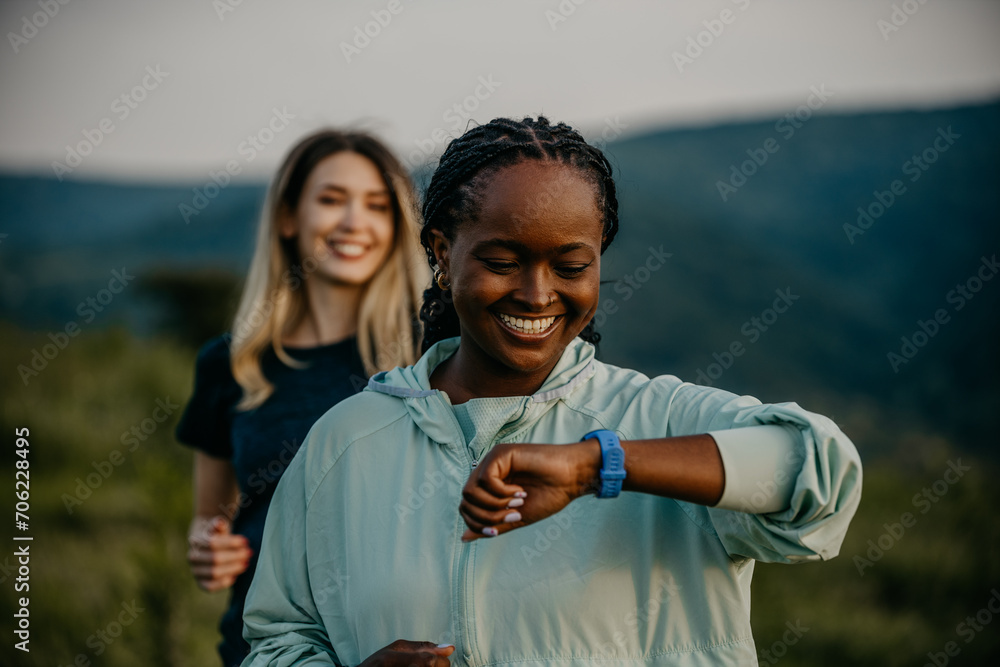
[428, 229, 451, 274]
[278, 205, 297, 239]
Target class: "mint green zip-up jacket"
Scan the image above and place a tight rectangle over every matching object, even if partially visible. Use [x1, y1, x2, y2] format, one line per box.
[242, 337, 862, 666]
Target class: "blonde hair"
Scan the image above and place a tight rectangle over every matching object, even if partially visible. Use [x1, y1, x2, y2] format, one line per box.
[230, 129, 428, 410]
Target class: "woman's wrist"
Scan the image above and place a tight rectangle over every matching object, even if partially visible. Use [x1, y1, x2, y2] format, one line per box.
[573, 438, 603, 498]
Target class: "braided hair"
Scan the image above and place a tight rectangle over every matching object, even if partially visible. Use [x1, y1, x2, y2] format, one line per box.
[419, 116, 620, 352]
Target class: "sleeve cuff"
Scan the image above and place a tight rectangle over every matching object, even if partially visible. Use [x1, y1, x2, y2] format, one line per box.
[708, 425, 802, 513]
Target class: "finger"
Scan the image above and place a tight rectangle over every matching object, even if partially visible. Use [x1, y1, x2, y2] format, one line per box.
[480, 468, 526, 501]
[189, 516, 231, 543]
[207, 533, 251, 551]
[413, 652, 452, 667]
[191, 553, 252, 577]
[459, 500, 522, 529]
[197, 573, 237, 593]
[191, 557, 252, 583]
[210, 516, 231, 534]
[458, 504, 488, 534]
[391, 640, 453, 651]
[434, 644, 455, 657]
[461, 525, 514, 542]
[387, 640, 455, 656]
[459, 503, 519, 535]
[191, 552, 251, 574]
[189, 528, 247, 549]
[459, 509, 522, 543]
[470, 459, 527, 501]
[191, 532, 248, 554]
[213, 545, 254, 567]
[188, 541, 252, 564]
[460, 480, 510, 511]
[416, 645, 455, 665]
[461, 480, 526, 513]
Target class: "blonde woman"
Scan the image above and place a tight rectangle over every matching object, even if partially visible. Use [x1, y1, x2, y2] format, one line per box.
[174, 129, 428, 666]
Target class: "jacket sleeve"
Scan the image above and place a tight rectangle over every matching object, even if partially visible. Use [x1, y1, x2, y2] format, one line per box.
[662, 381, 863, 564]
[241, 444, 343, 666]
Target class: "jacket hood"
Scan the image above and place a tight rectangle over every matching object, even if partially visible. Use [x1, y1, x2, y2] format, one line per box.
[366, 337, 596, 446]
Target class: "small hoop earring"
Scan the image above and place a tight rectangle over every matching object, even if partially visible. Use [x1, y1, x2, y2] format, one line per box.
[434, 267, 451, 291]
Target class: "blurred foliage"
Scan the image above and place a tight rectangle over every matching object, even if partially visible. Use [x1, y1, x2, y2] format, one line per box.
[0, 324, 225, 667]
[0, 323, 998, 666]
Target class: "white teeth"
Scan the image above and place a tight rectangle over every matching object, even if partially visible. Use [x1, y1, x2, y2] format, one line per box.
[498, 313, 556, 334]
[331, 242, 364, 257]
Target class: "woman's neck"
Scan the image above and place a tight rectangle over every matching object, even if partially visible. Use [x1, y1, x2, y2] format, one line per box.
[429, 342, 560, 405]
[283, 278, 363, 347]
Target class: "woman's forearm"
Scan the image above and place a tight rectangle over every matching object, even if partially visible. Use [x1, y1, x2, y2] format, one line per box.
[578, 434, 725, 506]
[580, 425, 803, 512]
[192, 451, 240, 519]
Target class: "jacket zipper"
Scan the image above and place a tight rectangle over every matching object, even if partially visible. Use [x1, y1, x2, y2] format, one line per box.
[457, 397, 531, 666]
[457, 443, 478, 666]
[493, 397, 531, 444]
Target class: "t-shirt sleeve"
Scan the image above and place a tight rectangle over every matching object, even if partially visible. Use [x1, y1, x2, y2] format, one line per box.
[175, 335, 240, 460]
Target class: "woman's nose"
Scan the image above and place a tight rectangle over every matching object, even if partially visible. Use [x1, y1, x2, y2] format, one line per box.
[514, 269, 556, 311]
[337, 199, 363, 231]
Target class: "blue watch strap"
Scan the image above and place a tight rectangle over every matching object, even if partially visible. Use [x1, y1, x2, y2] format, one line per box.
[583, 429, 626, 498]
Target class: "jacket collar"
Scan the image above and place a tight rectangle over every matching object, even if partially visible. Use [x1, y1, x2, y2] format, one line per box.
[367, 336, 596, 401]
[366, 337, 597, 446]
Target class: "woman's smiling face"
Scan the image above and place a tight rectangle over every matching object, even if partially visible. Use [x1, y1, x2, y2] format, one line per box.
[430, 160, 605, 382]
[281, 150, 395, 288]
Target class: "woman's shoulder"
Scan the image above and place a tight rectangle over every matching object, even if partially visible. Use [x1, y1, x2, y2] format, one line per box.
[310, 388, 409, 442]
[587, 357, 750, 400]
[196, 333, 232, 363]
[566, 357, 746, 435]
[584, 357, 687, 397]
[294, 389, 412, 491]
[192, 334, 234, 378]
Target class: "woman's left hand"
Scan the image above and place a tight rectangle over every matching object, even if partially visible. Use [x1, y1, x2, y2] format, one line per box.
[459, 440, 600, 542]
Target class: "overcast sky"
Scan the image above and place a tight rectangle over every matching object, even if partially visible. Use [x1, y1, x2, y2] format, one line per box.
[1, 0, 997, 182]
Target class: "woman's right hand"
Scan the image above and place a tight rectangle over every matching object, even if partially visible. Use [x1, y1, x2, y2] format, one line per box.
[360, 640, 455, 666]
[186, 515, 253, 592]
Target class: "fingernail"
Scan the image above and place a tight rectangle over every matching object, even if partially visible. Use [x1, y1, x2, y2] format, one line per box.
[504, 512, 521, 523]
[482, 527, 498, 537]
[437, 643, 454, 649]
[507, 498, 524, 508]
[514, 491, 527, 498]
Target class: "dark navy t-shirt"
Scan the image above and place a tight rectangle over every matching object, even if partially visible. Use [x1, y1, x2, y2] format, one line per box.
[175, 333, 367, 666]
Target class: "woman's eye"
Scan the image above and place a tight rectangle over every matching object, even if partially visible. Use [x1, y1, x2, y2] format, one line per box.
[369, 203, 390, 212]
[319, 196, 343, 205]
[558, 264, 590, 276]
[482, 259, 517, 272]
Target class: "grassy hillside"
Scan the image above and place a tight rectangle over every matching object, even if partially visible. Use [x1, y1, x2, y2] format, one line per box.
[0, 326, 225, 666]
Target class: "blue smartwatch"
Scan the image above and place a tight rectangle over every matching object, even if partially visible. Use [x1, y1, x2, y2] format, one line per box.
[582, 429, 626, 498]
